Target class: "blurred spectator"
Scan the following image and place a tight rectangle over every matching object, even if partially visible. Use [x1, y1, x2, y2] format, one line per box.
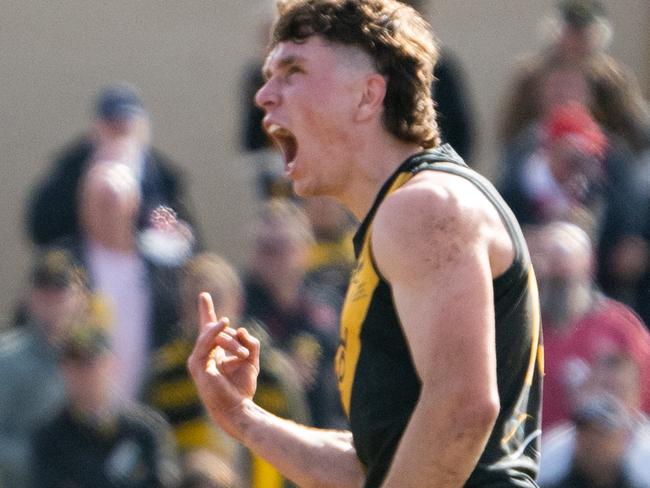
[179, 449, 241, 488]
[401, 0, 476, 161]
[301, 196, 355, 336]
[141, 253, 246, 458]
[302, 196, 354, 272]
[500, 100, 648, 308]
[240, 0, 275, 154]
[0, 248, 90, 488]
[499, 0, 650, 154]
[629, 212, 650, 328]
[26, 82, 198, 247]
[526, 221, 650, 429]
[238, 2, 295, 204]
[539, 353, 650, 488]
[501, 101, 611, 227]
[603, 147, 650, 325]
[239, 320, 311, 488]
[431, 49, 476, 162]
[599, 223, 650, 320]
[63, 160, 184, 403]
[244, 199, 346, 429]
[142, 252, 310, 488]
[244, 199, 316, 343]
[31, 316, 182, 488]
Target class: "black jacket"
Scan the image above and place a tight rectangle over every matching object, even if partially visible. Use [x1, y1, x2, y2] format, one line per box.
[32, 405, 180, 488]
[26, 136, 196, 247]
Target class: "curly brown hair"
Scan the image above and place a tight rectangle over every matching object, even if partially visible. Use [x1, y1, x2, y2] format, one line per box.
[271, 0, 440, 149]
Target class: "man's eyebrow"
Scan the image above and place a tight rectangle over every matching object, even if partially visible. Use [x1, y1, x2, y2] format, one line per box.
[263, 54, 305, 81]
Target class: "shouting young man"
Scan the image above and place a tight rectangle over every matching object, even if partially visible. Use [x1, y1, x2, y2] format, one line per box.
[188, 1, 543, 486]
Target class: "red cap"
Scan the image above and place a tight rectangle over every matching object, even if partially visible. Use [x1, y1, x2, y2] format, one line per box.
[545, 102, 607, 158]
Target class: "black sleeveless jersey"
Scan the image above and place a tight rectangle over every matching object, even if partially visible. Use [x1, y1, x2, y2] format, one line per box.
[335, 145, 543, 487]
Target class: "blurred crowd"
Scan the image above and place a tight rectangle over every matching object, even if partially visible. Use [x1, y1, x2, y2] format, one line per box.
[2, 1, 650, 487]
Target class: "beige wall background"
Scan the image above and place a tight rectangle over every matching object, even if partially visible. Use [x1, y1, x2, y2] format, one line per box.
[1, 0, 649, 322]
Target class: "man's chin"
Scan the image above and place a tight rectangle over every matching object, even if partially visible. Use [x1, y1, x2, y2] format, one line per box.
[291, 173, 337, 199]
[291, 179, 314, 198]
[293, 183, 326, 199]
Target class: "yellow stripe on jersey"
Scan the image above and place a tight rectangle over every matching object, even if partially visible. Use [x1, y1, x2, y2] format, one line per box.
[336, 172, 413, 416]
[501, 264, 543, 446]
[335, 241, 380, 416]
[524, 266, 542, 385]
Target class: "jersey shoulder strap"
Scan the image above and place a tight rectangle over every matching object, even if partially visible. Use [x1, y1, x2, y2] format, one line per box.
[406, 144, 467, 172]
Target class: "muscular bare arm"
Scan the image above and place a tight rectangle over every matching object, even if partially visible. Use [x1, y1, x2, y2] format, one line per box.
[188, 293, 365, 488]
[371, 172, 505, 487]
[223, 401, 363, 488]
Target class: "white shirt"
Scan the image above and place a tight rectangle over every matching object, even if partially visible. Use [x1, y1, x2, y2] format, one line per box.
[86, 241, 151, 403]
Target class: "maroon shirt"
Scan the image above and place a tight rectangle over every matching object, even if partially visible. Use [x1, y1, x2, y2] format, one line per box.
[543, 295, 650, 429]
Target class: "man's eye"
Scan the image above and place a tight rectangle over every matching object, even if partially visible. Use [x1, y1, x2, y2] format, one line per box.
[286, 66, 302, 78]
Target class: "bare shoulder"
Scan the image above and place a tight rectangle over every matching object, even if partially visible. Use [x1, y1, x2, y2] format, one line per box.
[372, 170, 513, 281]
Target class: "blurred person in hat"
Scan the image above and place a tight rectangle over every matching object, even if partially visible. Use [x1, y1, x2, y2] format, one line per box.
[500, 98, 649, 310]
[499, 0, 650, 155]
[22, 247, 90, 336]
[551, 0, 611, 62]
[25, 82, 199, 248]
[501, 101, 613, 227]
[0, 248, 91, 488]
[538, 353, 650, 488]
[31, 307, 182, 488]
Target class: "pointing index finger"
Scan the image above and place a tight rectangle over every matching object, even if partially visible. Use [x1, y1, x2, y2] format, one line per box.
[198, 292, 218, 333]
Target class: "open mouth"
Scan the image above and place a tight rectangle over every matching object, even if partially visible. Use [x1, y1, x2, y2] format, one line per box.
[267, 124, 298, 168]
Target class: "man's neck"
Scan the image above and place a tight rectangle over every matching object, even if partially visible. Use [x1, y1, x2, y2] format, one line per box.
[338, 140, 423, 221]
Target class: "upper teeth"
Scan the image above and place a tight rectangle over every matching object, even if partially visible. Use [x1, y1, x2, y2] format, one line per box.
[268, 124, 290, 136]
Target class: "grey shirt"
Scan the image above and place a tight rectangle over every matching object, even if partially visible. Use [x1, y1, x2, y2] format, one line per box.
[0, 325, 66, 488]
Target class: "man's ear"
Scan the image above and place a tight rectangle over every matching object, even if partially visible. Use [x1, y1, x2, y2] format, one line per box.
[355, 74, 387, 122]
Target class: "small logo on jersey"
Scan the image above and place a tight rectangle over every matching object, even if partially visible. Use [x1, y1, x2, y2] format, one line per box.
[335, 329, 347, 383]
[349, 259, 368, 302]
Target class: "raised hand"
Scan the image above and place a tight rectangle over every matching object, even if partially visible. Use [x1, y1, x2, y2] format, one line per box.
[187, 292, 261, 435]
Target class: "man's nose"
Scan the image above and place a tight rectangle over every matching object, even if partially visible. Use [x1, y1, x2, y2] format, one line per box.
[255, 78, 280, 109]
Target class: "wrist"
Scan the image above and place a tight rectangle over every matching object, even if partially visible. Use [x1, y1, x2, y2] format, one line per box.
[218, 398, 264, 443]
